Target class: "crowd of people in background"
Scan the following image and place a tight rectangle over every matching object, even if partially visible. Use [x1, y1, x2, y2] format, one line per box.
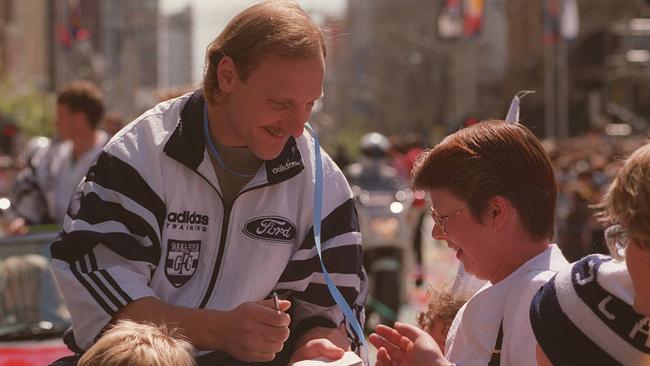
[547, 132, 647, 261]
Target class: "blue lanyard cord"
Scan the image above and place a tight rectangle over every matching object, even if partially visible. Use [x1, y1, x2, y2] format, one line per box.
[203, 103, 255, 178]
[305, 123, 367, 349]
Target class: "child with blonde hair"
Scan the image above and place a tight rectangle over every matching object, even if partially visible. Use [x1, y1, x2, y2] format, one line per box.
[78, 319, 195, 366]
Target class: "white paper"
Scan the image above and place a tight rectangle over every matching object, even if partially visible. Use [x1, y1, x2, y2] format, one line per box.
[292, 351, 363, 366]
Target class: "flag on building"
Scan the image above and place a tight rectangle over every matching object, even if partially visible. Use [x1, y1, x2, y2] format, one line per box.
[438, 0, 464, 39]
[463, 0, 485, 38]
[57, 0, 90, 50]
[560, 0, 579, 40]
[543, 0, 561, 45]
[544, 0, 579, 45]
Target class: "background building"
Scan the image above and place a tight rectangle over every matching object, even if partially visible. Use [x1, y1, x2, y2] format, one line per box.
[158, 5, 193, 90]
[325, 0, 648, 147]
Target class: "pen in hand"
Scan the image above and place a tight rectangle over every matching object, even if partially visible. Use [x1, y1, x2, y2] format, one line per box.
[272, 291, 281, 314]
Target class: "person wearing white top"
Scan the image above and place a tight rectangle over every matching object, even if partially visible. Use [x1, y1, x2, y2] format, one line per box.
[445, 244, 567, 365]
[369, 120, 568, 366]
[10, 81, 107, 233]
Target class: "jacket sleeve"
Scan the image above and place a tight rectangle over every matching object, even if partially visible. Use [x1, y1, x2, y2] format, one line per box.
[11, 146, 52, 225]
[274, 162, 367, 353]
[50, 150, 166, 350]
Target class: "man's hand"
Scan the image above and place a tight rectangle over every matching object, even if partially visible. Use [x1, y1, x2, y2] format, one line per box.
[289, 324, 350, 364]
[116, 297, 291, 363]
[210, 299, 292, 362]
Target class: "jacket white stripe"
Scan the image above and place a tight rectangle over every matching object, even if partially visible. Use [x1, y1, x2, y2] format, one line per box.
[62, 217, 153, 249]
[291, 232, 362, 261]
[82, 181, 161, 240]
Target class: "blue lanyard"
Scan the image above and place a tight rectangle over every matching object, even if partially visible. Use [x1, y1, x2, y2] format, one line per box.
[203, 103, 255, 178]
[203, 103, 366, 348]
[305, 123, 367, 349]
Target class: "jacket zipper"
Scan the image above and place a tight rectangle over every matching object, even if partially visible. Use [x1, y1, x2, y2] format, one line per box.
[198, 203, 231, 308]
[196, 175, 275, 308]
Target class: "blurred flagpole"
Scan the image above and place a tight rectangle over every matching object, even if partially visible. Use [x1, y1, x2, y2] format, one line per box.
[558, 0, 579, 139]
[544, 0, 579, 139]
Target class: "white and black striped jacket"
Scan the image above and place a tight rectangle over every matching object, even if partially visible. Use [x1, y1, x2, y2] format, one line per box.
[50, 91, 367, 358]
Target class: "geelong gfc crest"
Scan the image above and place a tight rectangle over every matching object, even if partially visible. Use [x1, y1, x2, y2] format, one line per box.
[166, 239, 201, 287]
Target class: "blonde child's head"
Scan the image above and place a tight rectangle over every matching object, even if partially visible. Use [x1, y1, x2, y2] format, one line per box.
[78, 320, 195, 366]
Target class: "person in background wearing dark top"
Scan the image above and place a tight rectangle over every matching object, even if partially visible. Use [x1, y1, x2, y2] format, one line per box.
[9, 81, 107, 234]
[402, 137, 427, 287]
[49, 1, 367, 365]
[531, 143, 650, 366]
[333, 144, 351, 170]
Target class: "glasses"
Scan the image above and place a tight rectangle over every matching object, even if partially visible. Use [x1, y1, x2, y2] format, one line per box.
[604, 224, 628, 261]
[429, 206, 468, 235]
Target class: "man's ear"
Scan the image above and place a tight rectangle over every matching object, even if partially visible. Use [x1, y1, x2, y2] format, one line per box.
[216, 56, 237, 93]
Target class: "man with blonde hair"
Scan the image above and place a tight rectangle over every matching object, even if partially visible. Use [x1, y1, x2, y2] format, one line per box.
[78, 320, 196, 366]
[51, 1, 366, 365]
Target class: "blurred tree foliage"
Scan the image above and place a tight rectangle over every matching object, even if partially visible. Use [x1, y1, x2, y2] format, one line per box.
[0, 81, 54, 138]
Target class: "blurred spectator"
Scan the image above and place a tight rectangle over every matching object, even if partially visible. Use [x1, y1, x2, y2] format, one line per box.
[0, 114, 18, 156]
[402, 136, 427, 287]
[548, 133, 646, 261]
[0, 254, 68, 327]
[100, 113, 126, 137]
[388, 134, 429, 287]
[77, 320, 196, 366]
[154, 85, 196, 103]
[8, 81, 108, 234]
[333, 143, 351, 170]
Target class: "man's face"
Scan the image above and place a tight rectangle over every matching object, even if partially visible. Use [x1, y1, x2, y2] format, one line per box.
[56, 103, 80, 140]
[219, 53, 325, 160]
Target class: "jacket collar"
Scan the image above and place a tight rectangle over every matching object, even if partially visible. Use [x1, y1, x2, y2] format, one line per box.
[163, 90, 305, 184]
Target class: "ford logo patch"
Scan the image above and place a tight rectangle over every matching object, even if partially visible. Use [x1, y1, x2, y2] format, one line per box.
[243, 216, 297, 242]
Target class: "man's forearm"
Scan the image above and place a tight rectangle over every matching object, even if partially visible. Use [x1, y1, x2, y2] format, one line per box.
[115, 296, 222, 350]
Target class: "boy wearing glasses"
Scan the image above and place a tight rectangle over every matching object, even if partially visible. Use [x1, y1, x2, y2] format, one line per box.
[369, 120, 568, 366]
[530, 143, 650, 366]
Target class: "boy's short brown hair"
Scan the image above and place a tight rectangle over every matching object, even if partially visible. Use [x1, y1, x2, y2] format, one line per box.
[412, 120, 557, 241]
